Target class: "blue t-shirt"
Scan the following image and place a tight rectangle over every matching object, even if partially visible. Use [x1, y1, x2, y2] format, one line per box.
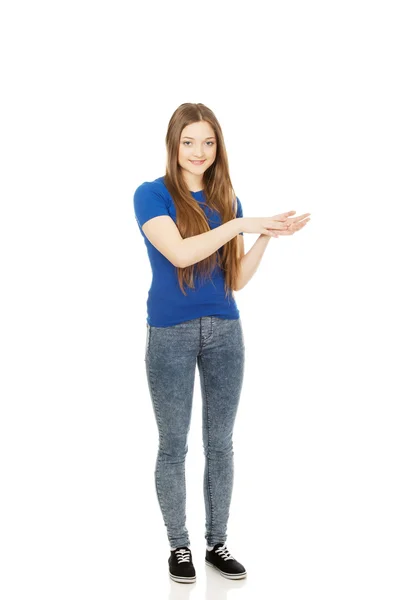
[133, 176, 244, 327]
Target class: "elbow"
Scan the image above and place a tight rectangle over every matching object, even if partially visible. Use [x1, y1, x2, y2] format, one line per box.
[174, 252, 186, 269]
[173, 242, 187, 268]
[175, 249, 192, 269]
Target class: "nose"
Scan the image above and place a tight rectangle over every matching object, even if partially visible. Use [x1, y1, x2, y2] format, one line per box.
[192, 145, 205, 158]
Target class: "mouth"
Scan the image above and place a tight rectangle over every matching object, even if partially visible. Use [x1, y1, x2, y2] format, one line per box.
[190, 160, 206, 165]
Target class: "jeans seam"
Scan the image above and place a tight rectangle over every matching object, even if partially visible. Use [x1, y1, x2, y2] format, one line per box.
[147, 357, 166, 518]
[145, 324, 151, 360]
[199, 352, 214, 540]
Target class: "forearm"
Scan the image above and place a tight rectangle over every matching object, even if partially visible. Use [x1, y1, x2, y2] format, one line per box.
[235, 234, 272, 291]
[179, 219, 241, 268]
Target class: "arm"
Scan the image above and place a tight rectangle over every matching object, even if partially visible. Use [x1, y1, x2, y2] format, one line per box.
[135, 185, 244, 268]
[141, 216, 242, 268]
[179, 219, 241, 268]
[234, 234, 272, 291]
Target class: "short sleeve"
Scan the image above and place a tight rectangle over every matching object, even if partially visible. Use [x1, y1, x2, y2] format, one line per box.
[133, 182, 170, 229]
[235, 196, 244, 236]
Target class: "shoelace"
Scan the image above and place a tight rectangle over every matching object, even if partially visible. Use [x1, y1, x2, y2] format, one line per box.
[215, 544, 235, 561]
[174, 548, 191, 563]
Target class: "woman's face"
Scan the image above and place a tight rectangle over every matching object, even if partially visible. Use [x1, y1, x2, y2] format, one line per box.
[178, 120, 217, 179]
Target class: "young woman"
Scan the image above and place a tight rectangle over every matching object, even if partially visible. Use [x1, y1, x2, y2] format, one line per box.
[133, 103, 310, 584]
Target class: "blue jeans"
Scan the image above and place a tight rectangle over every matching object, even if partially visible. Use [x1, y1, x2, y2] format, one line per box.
[144, 316, 245, 549]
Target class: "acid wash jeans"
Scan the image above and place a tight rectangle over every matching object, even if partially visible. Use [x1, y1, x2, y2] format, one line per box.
[144, 315, 245, 550]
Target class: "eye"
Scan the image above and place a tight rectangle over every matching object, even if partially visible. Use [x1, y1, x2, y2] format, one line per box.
[182, 141, 215, 146]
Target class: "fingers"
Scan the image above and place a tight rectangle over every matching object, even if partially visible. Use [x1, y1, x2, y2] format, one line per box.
[271, 212, 311, 233]
[284, 214, 311, 229]
[292, 212, 311, 223]
[269, 221, 291, 230]
[279, 212, 311, 221]
[277, 213, 294, 221]
[275, 218, 310, 236]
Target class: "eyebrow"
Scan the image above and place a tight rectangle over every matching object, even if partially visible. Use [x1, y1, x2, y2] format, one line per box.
[182, 136, 216, 140]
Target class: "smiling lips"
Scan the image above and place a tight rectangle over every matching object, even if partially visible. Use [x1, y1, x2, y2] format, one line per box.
[190, 160, 206, 165]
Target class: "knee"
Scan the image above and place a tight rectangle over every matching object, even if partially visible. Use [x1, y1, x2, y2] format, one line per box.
[158, 433, 188, 462]
[204, 439, 233, 460]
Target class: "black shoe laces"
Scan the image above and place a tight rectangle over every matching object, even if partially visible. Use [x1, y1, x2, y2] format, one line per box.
[215, 544, 234, 561]
[174, 548, 191, 563]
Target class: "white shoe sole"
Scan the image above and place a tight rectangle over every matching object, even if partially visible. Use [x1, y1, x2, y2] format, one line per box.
[169, 573, 196, 584]
[205, 559, 247, 579]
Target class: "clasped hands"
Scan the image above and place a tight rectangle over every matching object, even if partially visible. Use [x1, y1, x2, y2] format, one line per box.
[264, 210, 311, 237]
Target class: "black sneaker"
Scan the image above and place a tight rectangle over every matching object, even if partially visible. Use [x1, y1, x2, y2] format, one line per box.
[168, 546, 196, 584]
[205, 542, 247, 580]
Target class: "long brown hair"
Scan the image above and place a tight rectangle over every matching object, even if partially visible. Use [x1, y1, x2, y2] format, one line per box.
[164, 103, 241, 297]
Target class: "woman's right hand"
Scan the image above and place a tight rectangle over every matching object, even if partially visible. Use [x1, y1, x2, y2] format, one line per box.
[239, 211, 296, 237]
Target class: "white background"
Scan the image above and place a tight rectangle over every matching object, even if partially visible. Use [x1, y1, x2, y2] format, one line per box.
[1, 1, 399, 598]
